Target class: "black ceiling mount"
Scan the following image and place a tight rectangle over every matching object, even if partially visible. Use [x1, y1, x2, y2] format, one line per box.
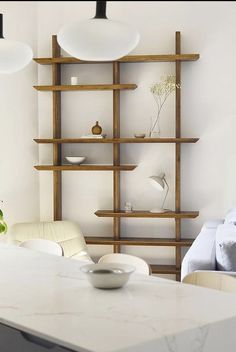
[94, 1, 107, 19]
[0, 14, 4, 39]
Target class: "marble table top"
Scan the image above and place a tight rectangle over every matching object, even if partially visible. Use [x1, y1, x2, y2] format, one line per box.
[0, 244, 236, 352]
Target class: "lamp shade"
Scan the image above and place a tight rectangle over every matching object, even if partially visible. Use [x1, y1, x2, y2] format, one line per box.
[0, 14, 33, 74]
[0, 39, 33, 73]
[149, 173, 165, 191]
[57, 1, 140, 61]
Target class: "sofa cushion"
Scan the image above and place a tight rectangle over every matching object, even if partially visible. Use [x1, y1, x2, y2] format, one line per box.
[216, 224, 236, 270]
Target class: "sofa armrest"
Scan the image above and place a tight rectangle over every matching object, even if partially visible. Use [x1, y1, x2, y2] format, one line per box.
[202, 219, 224, 230]
[181, 226, 218, 281]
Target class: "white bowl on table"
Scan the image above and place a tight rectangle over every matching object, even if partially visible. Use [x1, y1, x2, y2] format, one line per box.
[80, 262, 135, 289]
[65, 156, 86, 165]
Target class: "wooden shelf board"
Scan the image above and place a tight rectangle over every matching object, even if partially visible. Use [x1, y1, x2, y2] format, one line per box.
[119, 54, 199, 63]
[34, 165, 137, 171]
[34, 137, 199, 144]
[85, 236, 193, 246]
[33, 84, 137, 91]
[151, 265, 180, 274]
[34, 54, 199, 65]
[94, 210, 199, 219]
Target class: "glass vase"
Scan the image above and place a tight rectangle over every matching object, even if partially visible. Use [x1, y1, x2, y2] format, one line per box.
[149, 115, 161, 138]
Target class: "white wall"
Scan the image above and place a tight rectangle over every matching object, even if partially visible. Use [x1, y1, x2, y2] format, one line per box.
[0, 2, 39, 228]
[2, 1, 236, 275]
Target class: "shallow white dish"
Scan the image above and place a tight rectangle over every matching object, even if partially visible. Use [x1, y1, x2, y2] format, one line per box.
[134, 133, 146, 138]
[80, 262, 135, 289]
[65, 156, 86, 165]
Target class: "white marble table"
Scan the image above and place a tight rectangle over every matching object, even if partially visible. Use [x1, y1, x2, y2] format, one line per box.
[0, 244, 236, 352]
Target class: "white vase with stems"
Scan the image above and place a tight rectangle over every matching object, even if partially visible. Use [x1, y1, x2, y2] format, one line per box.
[149, 74, 180, 138]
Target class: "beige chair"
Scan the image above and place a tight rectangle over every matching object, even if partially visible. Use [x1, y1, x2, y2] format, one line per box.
[11, 221, 92, 262]
[20, 238, 63, 256]
[183, 271, 236, 293]
[98, 253, 151, 275]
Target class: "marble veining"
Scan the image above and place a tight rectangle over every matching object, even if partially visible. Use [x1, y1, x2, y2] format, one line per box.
[0, 244, 235, 351]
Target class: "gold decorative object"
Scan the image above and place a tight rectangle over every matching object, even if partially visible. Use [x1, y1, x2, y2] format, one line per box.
[92, 121, 102, 135]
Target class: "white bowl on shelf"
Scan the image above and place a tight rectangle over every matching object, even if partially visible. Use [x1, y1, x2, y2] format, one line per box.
[65, 156, 86, 165]
[80, 262, 135, 289]
[134, 133, 146, 138]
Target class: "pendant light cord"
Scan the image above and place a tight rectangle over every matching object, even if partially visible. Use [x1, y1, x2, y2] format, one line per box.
[0, 14, 4, 39]
[94, 1, 107, 19]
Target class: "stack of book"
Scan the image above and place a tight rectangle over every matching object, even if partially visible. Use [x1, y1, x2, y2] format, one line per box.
[81, 134, 107, 139]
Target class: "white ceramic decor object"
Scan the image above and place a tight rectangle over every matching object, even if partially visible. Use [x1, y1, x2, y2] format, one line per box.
[71, 76, 79, 85]
[134, 133, 146, 138]
[80, 262, 135, 289]
[65, 156, 86, 165]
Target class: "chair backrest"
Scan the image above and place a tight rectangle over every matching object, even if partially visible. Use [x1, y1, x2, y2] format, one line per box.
[98, 253, 151, 275]
[11, 221, 91, 261]
[20, 239, 63, 256]
[183, 271, 236, 293]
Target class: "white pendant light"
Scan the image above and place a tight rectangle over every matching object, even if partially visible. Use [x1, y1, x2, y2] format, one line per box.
[58, 1, 140, 61]
[0, 13, 33, 74]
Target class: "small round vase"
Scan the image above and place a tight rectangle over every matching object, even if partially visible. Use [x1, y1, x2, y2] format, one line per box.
[92, 121, 102, 135]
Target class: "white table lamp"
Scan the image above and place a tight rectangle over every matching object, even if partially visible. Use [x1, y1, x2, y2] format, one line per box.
[149, 173, 169, 213]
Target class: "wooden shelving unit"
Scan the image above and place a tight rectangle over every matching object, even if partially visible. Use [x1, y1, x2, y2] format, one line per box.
[34, 32, 200, 280]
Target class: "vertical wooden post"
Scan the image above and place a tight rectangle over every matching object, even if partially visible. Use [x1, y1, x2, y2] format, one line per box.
[52, 35, 62, 220]
[113, 62, 121, 253]
[175, 31, 181, 281]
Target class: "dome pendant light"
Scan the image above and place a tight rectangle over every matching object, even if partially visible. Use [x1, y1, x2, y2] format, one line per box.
[58, 1, 140, 61]
[0, 13, 33, 74]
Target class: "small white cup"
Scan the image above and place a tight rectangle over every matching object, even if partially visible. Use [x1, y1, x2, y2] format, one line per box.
[71, 76, 79, 85]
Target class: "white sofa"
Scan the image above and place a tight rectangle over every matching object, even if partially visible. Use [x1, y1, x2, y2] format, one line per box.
[181, 220, 223, 281]
[181, 218, 236, 281]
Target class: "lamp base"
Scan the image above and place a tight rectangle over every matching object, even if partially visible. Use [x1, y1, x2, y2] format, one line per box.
[150, 208, 168, 213]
